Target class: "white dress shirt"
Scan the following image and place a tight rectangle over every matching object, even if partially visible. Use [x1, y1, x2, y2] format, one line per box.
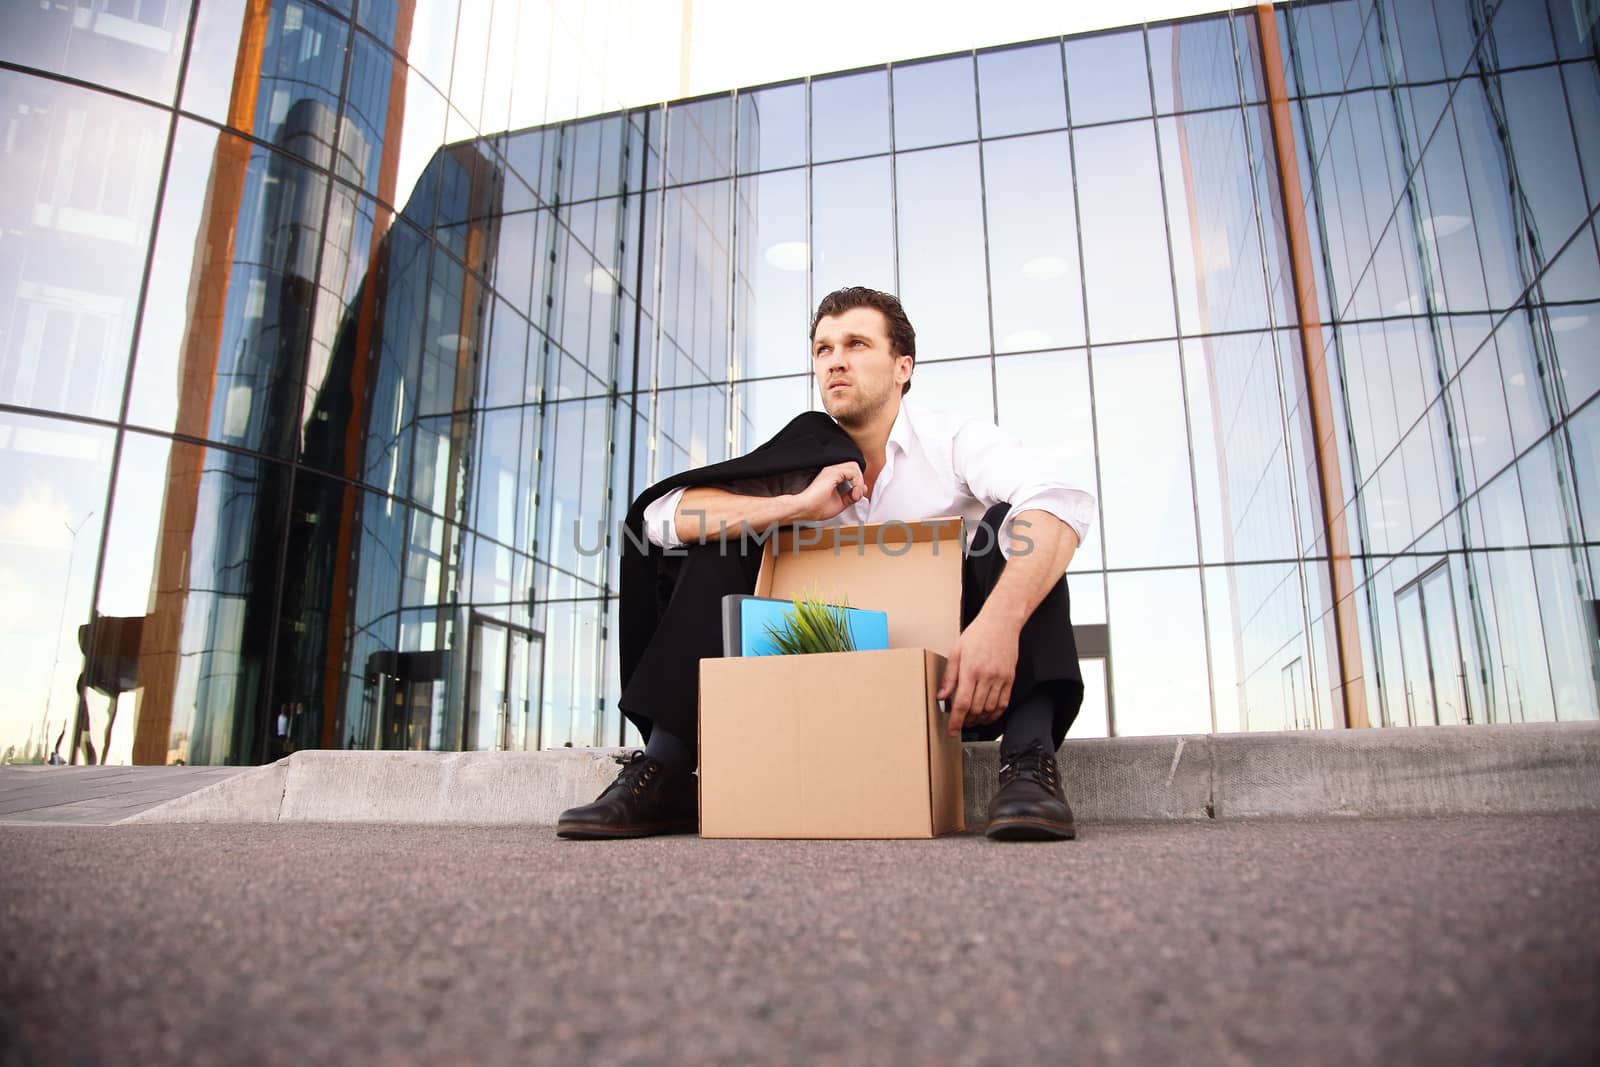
[642, 398, 1096, 556]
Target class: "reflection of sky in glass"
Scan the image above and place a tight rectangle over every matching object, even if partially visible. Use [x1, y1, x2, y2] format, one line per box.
[892, 56, 977, 150]
[811, 70, 890, 163]
[4, 0, 1600, 761]
[977, 43, 1067, 138]
[1106, 570, 1211, 736]
[1074, 121, 1176, 343]
[1065, 29, 1151, 125]
[983, 133, 1085, 352]
[1092, 343, 1197, 569]
[895, 145, 990, 360]
[0, 415, 113, 761]
[738, 82, 807, 174]
[812, 157, 894, 295]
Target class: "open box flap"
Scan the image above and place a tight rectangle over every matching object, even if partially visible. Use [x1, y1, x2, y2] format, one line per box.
[752, 517, 965, 658]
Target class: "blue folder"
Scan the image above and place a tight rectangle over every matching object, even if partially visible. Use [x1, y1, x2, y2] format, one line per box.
[721, 595, 890, 657]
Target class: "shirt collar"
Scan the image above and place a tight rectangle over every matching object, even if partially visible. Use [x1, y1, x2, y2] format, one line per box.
[885, 397, 914, 460]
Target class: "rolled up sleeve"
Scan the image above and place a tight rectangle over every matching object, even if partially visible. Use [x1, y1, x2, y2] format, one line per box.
[641, 487, 689, 549]
[951, 418, 1097, 553]
[638, 472, 808, 548]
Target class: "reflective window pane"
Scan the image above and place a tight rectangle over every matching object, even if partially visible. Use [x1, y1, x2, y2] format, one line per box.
[1452, 79, 1528, 310]
[1569, 397, 1600, 540]
[667, 97, 733, 185]
[1552, 0, 1600, 60]
[1206, 564, 1317, 732]
[481, 300, 531, 407]
[185, 0, 350, 170]
[1148, 16, 1239, 114]
[1549, 300, 1600, 413]
[0, 413, 114, 765]
[812, 156, 895, 297]
[1500, 68, 1590, 276]
[737, 82, 807, 174]
[994, 349, 1101, 569]
[659, 180, 732, 383]
[1065, 30, 1152, 125]
[1093, 342, 1197, 568]
[1106, 569, 1211, 736]
[1489, 0, 1557, 68]
[1416, 109, 1488, 314]
[539, 599, 605, 748]
[539, 398, 616, 588]
[735, 170, 810, 380]
[342, 33, 449, 210]
[1387, 0, 1448, 84]
[1, 73, 166, 422]
[811, 69, 890, 163]
[1491, 313, 1556, 453]
[905, 357, 994, 424]
[99, 432, 293, 764]
[977, 42, 1067, 138]
[472, 408, 529, 548]
[490, 209, 544, 313]
[734, 375, 809, 454]
[892, 55, 978, 150]
[983, 133, 1085, 352]
[359, 0, 456, 90]
[447, 0, 494, 133]
[895, 145, 990, 359]
[0, 0, 192, 104]
[129, 122, 325, 456]
[1159, 110, 1272, 335]
[1184, 335, 1298, 564]
[1074, 121, 1176, 343]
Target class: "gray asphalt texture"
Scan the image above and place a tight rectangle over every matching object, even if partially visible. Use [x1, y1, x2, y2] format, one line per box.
[2, 815, 1597, 1066]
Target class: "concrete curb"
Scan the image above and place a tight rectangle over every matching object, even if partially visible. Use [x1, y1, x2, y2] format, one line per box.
[122, 721, 1600, 826]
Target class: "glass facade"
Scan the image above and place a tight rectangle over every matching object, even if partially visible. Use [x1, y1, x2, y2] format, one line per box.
[0, 0, 1595, 766]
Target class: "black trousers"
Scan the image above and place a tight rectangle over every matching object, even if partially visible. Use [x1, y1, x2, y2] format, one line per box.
[619, 502, 1085, 749]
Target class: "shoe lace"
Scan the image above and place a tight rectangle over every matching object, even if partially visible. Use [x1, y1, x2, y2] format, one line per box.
[999, 741, 1060, 793]
[609, 750, 661, 798]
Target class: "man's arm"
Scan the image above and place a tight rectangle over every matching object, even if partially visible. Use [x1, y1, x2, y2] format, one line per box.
[937, 509, 1079, 736]
[669, 461, 867, 544]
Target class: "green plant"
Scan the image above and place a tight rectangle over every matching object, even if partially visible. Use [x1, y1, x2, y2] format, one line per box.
[764, 587, 856, 655]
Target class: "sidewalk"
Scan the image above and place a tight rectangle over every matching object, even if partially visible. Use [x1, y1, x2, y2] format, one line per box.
[2, 814, 1596, 1065]
[3, 721, 1596, 827]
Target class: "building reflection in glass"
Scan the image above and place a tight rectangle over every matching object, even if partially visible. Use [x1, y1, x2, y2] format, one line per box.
[0, 0, 1596, 767]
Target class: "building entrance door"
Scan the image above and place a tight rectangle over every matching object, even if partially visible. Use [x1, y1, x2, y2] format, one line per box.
[362, 650, 448, 750]
[465, 615, 544, 751]
[1396, 563, 1471, 727]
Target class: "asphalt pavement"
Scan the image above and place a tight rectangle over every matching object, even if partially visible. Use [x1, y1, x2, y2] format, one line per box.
[2, 815, 1597, 1066]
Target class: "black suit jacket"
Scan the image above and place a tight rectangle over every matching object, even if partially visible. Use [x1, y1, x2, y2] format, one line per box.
[617, 411, 864, 694]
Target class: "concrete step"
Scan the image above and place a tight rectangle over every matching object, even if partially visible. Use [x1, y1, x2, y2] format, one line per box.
[117, 721, 1600, 827]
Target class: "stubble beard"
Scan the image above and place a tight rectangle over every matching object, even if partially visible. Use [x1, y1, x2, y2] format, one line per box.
[824, 379, 893, 430]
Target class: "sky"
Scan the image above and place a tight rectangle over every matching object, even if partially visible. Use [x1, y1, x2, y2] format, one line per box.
[522, 0, 1246, 127]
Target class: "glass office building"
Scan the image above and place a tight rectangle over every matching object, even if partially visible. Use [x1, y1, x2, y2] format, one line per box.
[1, 0, 1595, 766]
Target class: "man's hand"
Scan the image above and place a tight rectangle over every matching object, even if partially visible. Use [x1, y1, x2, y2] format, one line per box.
[789, 461, 866, 522]
[937, 611, 1021, 736]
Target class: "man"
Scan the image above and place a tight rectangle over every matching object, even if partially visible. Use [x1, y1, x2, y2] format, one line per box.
[558, 286, 1095, 841]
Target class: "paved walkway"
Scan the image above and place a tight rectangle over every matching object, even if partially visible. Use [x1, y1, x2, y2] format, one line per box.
[0, 765, 251, 825]
[3, 814, 1596, 1065]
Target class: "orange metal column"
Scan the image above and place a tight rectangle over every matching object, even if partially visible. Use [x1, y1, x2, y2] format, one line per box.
[131, 0, 274, 764]
[317, 2, 417, 749]
[1254, 4, 1371, 728]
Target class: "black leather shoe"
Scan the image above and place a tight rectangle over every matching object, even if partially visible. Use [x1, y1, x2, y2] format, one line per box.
[556, 751, 698, 839]
[986, 740, 1076, 841]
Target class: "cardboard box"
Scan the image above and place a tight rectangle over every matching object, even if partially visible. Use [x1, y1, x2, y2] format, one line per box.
[698, 518, 966, 838]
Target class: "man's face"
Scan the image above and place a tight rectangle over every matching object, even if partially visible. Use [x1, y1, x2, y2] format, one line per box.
[811, 306, 912, 428]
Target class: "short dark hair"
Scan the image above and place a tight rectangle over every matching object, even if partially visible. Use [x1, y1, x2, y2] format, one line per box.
[809, 286, 916, 395]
